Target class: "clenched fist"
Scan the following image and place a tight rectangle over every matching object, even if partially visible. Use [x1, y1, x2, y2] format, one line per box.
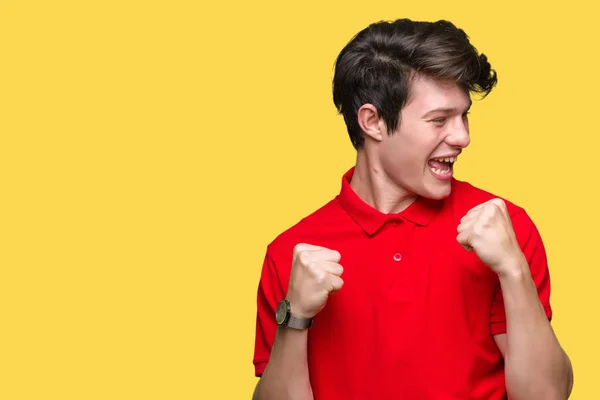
[286, 244, 344, 319]
[456, 198, 525, 276]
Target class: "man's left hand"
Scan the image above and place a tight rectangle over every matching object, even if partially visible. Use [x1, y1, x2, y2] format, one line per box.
[456, 198, 525, 276]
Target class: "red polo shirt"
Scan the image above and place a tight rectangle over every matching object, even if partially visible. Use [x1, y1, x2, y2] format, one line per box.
[253, 167, 552, 399]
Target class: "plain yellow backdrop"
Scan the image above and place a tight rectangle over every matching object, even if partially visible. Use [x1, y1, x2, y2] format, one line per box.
[1, 0, 597, 398]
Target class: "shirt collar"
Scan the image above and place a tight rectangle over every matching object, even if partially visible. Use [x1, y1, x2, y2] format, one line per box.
[336, 167, 444, 236]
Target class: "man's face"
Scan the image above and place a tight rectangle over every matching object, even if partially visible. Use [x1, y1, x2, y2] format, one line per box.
[377, 75, 472, 200]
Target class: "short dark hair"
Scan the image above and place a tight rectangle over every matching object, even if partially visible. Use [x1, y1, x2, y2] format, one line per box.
[332, 19, 498, 149]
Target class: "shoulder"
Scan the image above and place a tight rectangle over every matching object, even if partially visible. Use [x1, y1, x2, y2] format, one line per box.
[450, 178, 525, 217]
[265, 197, 345, 263]
[450, 179, 538, 238]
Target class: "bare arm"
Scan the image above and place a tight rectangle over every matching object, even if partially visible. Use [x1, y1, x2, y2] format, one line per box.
[254, 244, 344, 400]
[253, 327, 312, 400]
[456, 200, 573, 399]
[494, 260, 573, 400]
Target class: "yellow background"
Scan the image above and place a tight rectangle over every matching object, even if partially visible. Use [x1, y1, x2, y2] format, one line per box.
[1, 0, 597, 398]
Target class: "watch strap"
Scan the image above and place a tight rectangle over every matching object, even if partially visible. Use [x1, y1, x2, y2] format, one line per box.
[286, 314, 313, 329]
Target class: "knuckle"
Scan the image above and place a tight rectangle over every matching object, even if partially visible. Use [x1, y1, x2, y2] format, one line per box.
[491, 199, 505, 211]
[482, 206, 495, 219]
[292, 245, 304, 261]
[298, 251, 312, 266]
[307, 260, 321, 274]
[314, 271, 327, 284]
[294, 243, 316, 256]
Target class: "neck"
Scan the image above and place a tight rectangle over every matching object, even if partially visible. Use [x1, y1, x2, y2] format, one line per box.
[350, 150, 418, 214]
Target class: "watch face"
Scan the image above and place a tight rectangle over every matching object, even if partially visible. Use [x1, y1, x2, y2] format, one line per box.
[275, 300, 288, 325]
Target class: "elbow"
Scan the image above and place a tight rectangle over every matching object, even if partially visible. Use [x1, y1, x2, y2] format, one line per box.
[507, 386, 569, 400]
[565, 351, 574, 397]
[550, 349, 575, 399]
[506, 371, 573, 400]
[506, 350, 574, 400]
[539, 384, 572, 400]
[543, 384, 572, 400]
[506, 372, 573, 399]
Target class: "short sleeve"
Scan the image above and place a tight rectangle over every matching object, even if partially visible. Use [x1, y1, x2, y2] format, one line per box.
[490, 210, 553, 335]
[253, 250, 285, 377]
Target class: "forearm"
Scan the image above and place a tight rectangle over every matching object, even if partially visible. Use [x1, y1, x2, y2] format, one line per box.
[253, 327, 313, 400]
[499, 257, 573, 400]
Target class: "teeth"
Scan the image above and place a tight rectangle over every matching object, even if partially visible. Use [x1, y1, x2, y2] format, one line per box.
[430, 167, 451, 175]
[433, 156, 457, 163]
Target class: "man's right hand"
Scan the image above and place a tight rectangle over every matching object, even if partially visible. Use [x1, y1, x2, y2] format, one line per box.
[286, 243, 344, 319]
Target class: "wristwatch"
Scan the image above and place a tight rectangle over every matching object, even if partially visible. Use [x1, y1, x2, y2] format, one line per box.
[275, 299, 313, 330]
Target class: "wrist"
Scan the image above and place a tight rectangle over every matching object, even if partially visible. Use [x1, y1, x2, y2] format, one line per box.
[284, 295, 314, 319]
[496, 254, 528, 281]
[277, 299, 314, 330]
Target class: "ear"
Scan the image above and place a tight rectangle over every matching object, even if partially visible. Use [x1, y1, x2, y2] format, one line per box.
[357, 104, 384, 142]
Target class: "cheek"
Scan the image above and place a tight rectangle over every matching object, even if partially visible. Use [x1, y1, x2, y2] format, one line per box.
[403, 137, 435, 169]
[380, 140, 427, 175]
[381, 140, 409, 164]
[379, 129, 438, 174]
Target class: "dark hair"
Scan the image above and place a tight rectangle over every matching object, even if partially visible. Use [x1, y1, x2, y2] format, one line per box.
[332, 19, 498, 149]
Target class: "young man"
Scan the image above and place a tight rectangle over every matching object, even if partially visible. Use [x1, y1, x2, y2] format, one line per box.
[252, 19, 573, 399]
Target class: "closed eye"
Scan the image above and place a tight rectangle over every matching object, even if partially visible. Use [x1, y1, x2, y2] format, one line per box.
[429, 111, 470, 126]
[430, 117, 447, 125]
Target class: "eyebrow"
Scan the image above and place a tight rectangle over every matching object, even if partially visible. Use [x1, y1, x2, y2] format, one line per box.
[421, 100, 473, 119]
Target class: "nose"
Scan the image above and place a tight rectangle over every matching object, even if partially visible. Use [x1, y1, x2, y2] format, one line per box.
[446, 118, 470, 149]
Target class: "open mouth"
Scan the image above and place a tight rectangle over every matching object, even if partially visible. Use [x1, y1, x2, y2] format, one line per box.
[428, 156, 457, 176]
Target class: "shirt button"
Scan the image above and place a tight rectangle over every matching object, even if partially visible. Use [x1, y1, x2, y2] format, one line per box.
[391, 221, 400, 226]
[393, 253, 402, 262]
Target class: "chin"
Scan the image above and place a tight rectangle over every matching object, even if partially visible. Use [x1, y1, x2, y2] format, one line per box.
[420, 182, 452, 200]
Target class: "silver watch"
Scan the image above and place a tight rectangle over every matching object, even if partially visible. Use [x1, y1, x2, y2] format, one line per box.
[275, 299, 313, 329]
